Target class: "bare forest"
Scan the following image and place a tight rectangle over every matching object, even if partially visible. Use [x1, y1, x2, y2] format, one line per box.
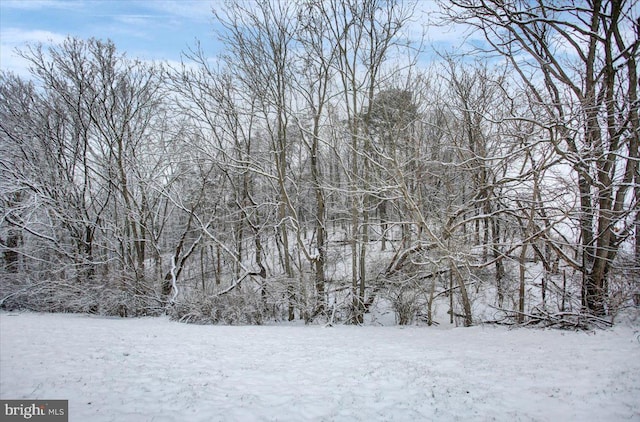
[1, 0, 638, 328]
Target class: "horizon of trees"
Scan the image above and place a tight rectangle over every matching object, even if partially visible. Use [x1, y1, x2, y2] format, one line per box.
[0, 0, 638, 327]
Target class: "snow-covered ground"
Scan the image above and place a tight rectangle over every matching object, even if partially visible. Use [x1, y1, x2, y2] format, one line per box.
[1, 312, 639, 421]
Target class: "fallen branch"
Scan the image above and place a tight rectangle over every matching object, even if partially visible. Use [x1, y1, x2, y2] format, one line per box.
[384, 243, 435, 277]
[485, 306, 613, 330]
[216, 270, 266, 296]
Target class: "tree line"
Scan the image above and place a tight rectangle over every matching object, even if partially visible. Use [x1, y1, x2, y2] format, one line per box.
[1, 0, 638, 326]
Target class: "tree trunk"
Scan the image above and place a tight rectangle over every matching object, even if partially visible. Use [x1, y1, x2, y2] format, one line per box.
[518, 243, 528, 323]
[2, 228, 21, 273]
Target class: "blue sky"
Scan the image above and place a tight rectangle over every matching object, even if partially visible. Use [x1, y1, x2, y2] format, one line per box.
[0, 0, 470, 78]
[0, 0, 223, 76]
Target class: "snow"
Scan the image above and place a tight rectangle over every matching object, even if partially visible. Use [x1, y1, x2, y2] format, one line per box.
[1, 312, 639, 421]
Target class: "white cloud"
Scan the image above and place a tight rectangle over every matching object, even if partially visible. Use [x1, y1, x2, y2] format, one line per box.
[0, 28, 67, 77]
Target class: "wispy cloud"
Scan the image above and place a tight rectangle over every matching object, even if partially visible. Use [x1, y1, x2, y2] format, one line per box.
[1, 28, 67, 45]
[1, 0, 79, 10]
[138, 0, 214, 23]
[0, 28, 67, 77]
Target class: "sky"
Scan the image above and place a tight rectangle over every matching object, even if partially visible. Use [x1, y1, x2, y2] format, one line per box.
[0, 0, 224, 76]
[0, 0, 470, 79]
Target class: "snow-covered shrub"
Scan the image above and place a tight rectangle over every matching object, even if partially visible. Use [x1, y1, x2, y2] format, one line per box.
[169, 289, 273, 325]
[388, 284, 420, 325]
[0, 275, 164, 317]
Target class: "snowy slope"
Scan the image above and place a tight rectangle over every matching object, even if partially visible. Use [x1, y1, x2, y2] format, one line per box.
[1, 312, 639, 421]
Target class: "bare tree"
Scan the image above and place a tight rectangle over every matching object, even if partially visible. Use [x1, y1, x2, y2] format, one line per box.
[442, 0, 639, 316]
[0, 38, 172, 314]
[215, 0, 302, 319]
[317, 0, 417, 323]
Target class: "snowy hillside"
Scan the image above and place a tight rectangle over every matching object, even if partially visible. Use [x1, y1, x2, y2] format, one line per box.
[1, 312, 639, 421]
